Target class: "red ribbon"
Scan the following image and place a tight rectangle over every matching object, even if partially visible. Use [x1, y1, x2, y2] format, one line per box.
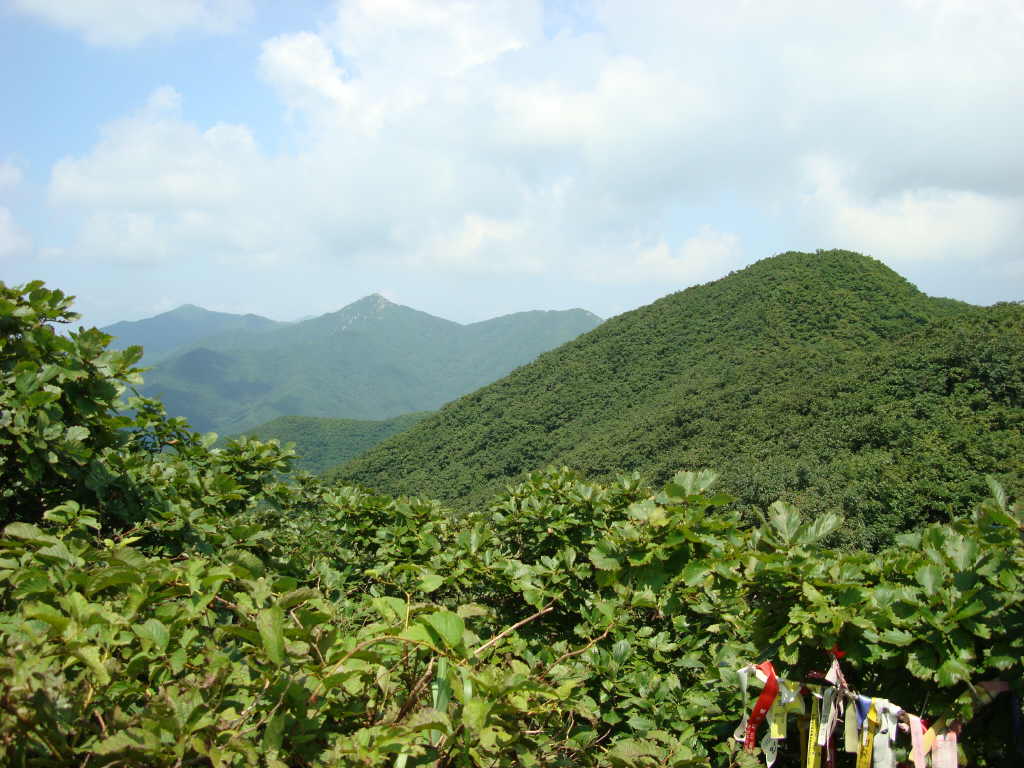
[744, 661, 780, 750]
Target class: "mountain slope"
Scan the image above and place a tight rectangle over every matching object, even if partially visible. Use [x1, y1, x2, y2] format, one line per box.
[137, 295, 602, 433]
[228, 412, 431, 474]
[330, 250, 1023, 547]
[103, 304, 285, 362]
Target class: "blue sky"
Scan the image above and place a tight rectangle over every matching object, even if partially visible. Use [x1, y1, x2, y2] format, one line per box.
[1, 0, 1022, 328]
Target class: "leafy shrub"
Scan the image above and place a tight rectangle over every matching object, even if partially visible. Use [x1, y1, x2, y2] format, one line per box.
[2, 281, 1022, 766]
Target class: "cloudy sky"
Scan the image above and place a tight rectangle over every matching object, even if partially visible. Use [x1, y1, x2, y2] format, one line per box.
[1, 0, 1022, 327]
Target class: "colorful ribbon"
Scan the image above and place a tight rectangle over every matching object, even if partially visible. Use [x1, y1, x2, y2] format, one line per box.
[807, 694, 822, 768]
[855, 699, 879, 768]
[907, 714, 926, 768]
[745, 661, 780, 750]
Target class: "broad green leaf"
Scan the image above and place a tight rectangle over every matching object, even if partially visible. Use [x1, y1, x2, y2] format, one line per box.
[372, 596, 408, 623]
[589, 546, 621, 571]
[680, 560, 709, 586]
[626, 714, 656, 732]
[87, 567, 143, 596]
[986, 476, 1008, 511]
[423, 611, 464, 649]
[3, 522, 58, 545]
[65, 425, 90, 442]
[671, 469, 718, 495]
[279, 587, 317, 611]
[134, 618, 170, 653]
[805, 512, 843, 544]
[403, 708, 452, 735]
[906, 646, 939, 681]
[24, 601, 69, 632]
[879, 628, 915, 647]
[768, 501, 802, 546]
[936, 657, 971, 687]
[73, 645, 110, 685]
[257, 606, 285, 666]
[611, 639, 632, 664]
[399, 623, 436, 647]
[418, 573, 445, 593]
[90, 731, 144, 755]
[954, 599, 986, 622]
[463, 699, 492, 732]
[914, 564, 943, 595]
[801, 582, 826, 604]
[262, 712, 285, 752]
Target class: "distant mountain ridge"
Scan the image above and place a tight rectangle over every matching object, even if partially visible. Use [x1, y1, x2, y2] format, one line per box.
[330, 250, 1023, 548]
[103, 304, 287, 363]
[109, 296, 602, 434]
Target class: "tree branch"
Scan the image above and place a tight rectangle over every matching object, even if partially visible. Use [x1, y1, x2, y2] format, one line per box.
[474, 601, 556, 657]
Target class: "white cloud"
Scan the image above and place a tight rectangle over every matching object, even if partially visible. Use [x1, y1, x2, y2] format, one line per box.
[418, 213, 540, 273]
[11, 0, 252, 46]
[260, 33, 356, 120]
[40, 0, 1024, 305]
[596, 228, 744, 285]
[328, 0, 540, 80]
[51, 87, 260, 211]
[0, 161, 23, 191]
[799, 155, 1023, 264]
[0, 208, 31, 260]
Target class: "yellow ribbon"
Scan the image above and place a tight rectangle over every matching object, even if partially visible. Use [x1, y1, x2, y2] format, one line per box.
[922, 716, 945, 753]
[855, 699, 879, 768]
[806, 696, 821, 768]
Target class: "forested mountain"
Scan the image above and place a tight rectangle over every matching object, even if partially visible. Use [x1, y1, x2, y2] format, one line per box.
[102, 304, 286, 362]
[332, 250, 1024, 548]
[229, 412, 430, 474]
[135, 294, 602, 434]
[6, 280, 1024, 766]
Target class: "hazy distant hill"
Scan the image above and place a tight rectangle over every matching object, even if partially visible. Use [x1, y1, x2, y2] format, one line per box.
[132, 295, 602, 434]
[331, 250, 1024, 548]
[103, 304, 286, 363]
[228, 412, 431, 475]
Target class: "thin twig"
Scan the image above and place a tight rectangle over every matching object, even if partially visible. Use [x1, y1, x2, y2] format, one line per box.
[474, 601, 556, 657]
[308, 635, 433, 704]
[393, 657, 435, 724]
[547, 626, 613, 669]
[94, 709, 108, 736]
[228, 678, 272, 729]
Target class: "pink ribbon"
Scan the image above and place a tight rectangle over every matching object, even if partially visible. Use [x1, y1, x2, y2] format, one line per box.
[907, 715, 926, 768]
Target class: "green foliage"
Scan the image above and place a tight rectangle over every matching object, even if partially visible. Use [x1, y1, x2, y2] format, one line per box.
[227, 412, 431, 475]
[133, 296, 601, 433]
[0, 280, 143, 524]
[333, 250, 1023, 548]
[4, 279, 1024, 767]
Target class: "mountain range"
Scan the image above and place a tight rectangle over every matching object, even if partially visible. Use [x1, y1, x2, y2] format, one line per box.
[103, 304, 288, 363]
[103, 296, 602, 434]
[330, 250, 1024, 548]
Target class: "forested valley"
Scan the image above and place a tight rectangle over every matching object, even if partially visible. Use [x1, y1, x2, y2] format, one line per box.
[2, 251, 1023, 766]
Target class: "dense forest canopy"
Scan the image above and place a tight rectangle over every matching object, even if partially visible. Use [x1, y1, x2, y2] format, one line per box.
[1, 277, 1023, 767]
[332, 250, 1024, 550]
[226, 412, 431, 475]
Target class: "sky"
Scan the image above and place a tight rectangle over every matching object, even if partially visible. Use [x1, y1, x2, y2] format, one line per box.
[1, 0, 1022, 328]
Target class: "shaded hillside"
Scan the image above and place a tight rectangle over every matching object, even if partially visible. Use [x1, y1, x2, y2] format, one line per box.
[103, 304, 285, 362]
[331, 250, 1023, 548]
[228, 412, 430, 474]
[140, 295, 602, 433]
